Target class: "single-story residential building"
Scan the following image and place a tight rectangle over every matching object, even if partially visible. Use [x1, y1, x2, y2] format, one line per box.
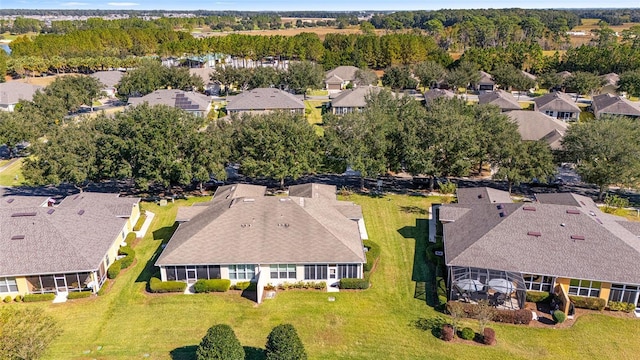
[533, 92, 581, 121]
[188, 68, 221, 95]
[0, 81, 43, 112]
[475, 71, 496, 93]
[155, 183, 368, 298]
[592, 93, 640, 119]
[128, 89, 212, 117]
[329, 86, 382, 115]
[507, 110, 568, 150]
[438, 188, 640, 314]
[225, 88, 305, 116]
[478, 90, 522, 112]
[0, 192, 140, 297]
[325, 66, 359, 91]
[91, 70, 124, 98]
[599, 73, 619, 95]
[424, 89, 456, 106]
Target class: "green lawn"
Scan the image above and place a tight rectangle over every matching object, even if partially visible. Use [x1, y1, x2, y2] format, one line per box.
[0, 158, 25, 186]
[305, 100, 327, 136]
[9, 193, 640, 359]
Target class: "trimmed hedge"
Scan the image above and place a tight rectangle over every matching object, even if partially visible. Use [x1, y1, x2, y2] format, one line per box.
[553, 310, 566, 323]
[193, 279, 231, 293]
[483, 328, 496, 345]
[67, 291, 92, 300]
[14, 295, 22, 302]
[118, 246, 135, 269]
[459, 327, 475, 340]
[363, 240, 380, 272]
[149, 277, 187, 293]
[277, 281, 326, 290]
[133, 214, 147, 231]
[569, 295, 606, 311]
[97, 280, 110, 296]
[125, 232, 137, 244]
[339, 278, 370, 290]
[23, 293, 56, 302]
[231, 281, 251, 290]
[526, 291, 551, 303]
[446, 301, 533, 325]
[107, 260, 122, 279]
[3, 295, 12, 303]
[608, 301, 636, 313]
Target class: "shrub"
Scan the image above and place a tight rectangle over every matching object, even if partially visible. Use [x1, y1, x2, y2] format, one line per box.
[149, 277, 187, 293]
[231, 281, 251, 290]
[125, 232, 137, 245]
[608, 301, 636, 313]
[14, 295, 22, 302]
[133, 214, 147, 231]
[569, 295, 606, 310]
[23, 293, 56, 302]
[483, 327, 496, 345]
[446, 301, 533, 325]
[196, 324, 244, 360]
[67, 291, 92, 300]
[193, 279, 231, 293]
[441, 324, 454, 341]
[3, 295, 12, 303]
[97, 280, 109, 296]
[266, 324, 307, 360]
[459, 327, 475, 340]
[553, 310, 566, 323]
[439, 181, 457, 195]
[526, 291, 551, 303]
[513, 309, 533, 325]
[363, 240, 381, 272]
[339, 278, 369, 290]
[118, 246, 135, 269]
[107, 260, 122, 279]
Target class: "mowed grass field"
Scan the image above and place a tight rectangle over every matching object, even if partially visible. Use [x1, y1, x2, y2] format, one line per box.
[5, 192, 639, 359]
[0, 158, 25, 186]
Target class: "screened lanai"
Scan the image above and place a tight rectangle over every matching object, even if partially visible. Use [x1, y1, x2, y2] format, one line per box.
[449, 266, 527, 310]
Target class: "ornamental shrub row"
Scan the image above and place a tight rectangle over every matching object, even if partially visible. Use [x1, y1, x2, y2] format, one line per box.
[133, 214, 147, 232]
[339, 278, 370, 289]
[118, 246, 136, 269]
[193, 279, 231, 293]
[445, 301, 533, 325]
[568, 295, 606, 311]
[526, 291, 551, 303]
[459, 327, 475, 340]
[277, 281, 326, 290]
[149, 277, 187, 293]
[107, 260, 122, 279]
[231, 281, 251, 290]
[363, 240, 380, 272]
[125, 232, 137, 245]
[608, 301, 636, 313]
[67, 291, 92, 300]
[23, 293, 56, 302]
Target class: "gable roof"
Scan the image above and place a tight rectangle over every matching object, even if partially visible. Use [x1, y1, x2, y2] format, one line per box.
[288, 183, 336, 201]
[534, 92, 581, 113]
[226, 88, 304, 112]
[156, 183, 366, 266]
[424, 89, 456, 104]
[330, 86, 382, 108]
[0, 81, 43, 105]
[521, 70, 537, 81]
[325, 66, 359, 82]
[592, 93, 640, 117]
[91, 71, 124, 88]
[478, 90, 522, 111]
[442, 192, 640, 285]
[128, 89, 211, 112]
[507, 110, 568, 150]
[456, 187, 513, 205]
[478, 71, 494, 85]
[600, 73, 619, 88]
[0, 192, 139, 277]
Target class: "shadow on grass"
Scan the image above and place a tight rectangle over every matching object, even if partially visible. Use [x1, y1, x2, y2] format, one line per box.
[244, 346, 266, 360]
[412, 316, 447, 339]
[402, 218, 440, 307]
[169, 345, 197, 360]
[134, 224, 178, 283]
[399, 205, 429, 215]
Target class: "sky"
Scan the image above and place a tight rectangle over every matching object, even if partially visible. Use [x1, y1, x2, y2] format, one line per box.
[1, 0, 639, 11]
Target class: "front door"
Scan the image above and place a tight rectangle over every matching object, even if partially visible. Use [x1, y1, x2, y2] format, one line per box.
[186, 267, 197, 284]
[54, 275, 67, 293]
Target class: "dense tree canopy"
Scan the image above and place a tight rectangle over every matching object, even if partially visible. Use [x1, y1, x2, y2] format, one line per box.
[0, 307, 61, 360]
[117, 60, 203, 99]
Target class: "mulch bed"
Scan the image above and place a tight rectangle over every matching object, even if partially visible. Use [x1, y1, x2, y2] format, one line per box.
[525, 302, 636, 328]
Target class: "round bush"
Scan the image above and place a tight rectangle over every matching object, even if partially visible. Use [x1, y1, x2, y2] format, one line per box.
[196, 324, 244, 360]
[441, 324, 454, 342]
[460, 327, 475, 340]
[553, 310, 566, 324]
[3, 295, 12, 303]
[14, 295, 22, 302]
[483, 327, 496, 345]
[266, 323, 307, 360]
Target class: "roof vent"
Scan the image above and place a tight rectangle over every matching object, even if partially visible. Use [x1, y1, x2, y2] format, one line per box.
[566, 209, 580, 214]
[523, 206, 536, 211]
[477, 194, 483, 199]
[496, 204, 504, 210]
[527, 231, 542, 237]
[6, 198, 14, 203]
[596, 218, 603, 225]
[78, 210, 85, 215]
[499, 212, 506, 217]
[240, 223, 252, 228]
[589, 211, 596, 216]
[570, 235, 585, 241]
[279, 198, 290, 202]
[243, 198, 255, 202]
[277, 223, 290, 227]
[47, 209, 55, 215]
[10, 235, 25, 240]
[11, 212, 37, 217]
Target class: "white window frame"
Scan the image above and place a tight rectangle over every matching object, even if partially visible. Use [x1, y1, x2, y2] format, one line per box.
[0, 277, 18, 292]
[609, 284, 640, 305]
[228, 265, 256, 280]
[523, 274, 553, 292]
[270, 264, 296, 279]
[568, 279, 601, 297]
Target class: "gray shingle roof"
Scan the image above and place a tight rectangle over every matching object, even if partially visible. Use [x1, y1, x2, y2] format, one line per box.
[478, 71, 494, 85]
[424, 89, 455, 104]
[0, 192, 140, 277]
[0, 81, 43, 105]
[507, 110, 568, 150]
[156, 183, 366, 266]
[91, 71, 124, 88]
[478, 90, 522, 111]
[600, 73, 619, 87]
[442, 192, 640, 285]
[288, 183, 336, 201]
[456, 187, 513, 205]
[521, 70, 537, 81]
[330, 86, 382, 108]
[128, 89, 211, 112]
[325, 66, 359, 82]
[225, 88, 304, 112]
[188, 68, 213, 85]
[534, 92, 581, 113]
[592, 93, 640, 117]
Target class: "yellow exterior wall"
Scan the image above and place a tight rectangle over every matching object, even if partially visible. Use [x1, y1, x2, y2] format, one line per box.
[0, 277, 27, 297]
[555, 277, 571, 313]
[599, 282, 612, 306]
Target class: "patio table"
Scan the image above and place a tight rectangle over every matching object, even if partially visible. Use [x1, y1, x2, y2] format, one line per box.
[455, 279, 484, 292]
[488, 278, 515, 294]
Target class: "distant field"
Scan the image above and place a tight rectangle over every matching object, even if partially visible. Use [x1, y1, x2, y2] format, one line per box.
[199, 26, 387, 40]
[15, 73, 79, 87]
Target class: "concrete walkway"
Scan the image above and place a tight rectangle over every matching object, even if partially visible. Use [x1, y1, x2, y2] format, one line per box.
[52, 292, 68, 303]
[134, 211, 155, 238]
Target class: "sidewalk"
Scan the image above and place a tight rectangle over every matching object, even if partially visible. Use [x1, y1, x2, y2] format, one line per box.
[134, 211, 155, 238]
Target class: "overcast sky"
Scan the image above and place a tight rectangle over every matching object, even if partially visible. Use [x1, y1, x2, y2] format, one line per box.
[2, 0, 639, 11]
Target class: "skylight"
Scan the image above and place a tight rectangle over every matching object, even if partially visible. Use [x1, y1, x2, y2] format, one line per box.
[527, 231, 542, 237]
[570, 235, 585, 241]
[11, 235, 25, 240]
[523, 206, 536, 211]
[566, 209, 580, 214]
